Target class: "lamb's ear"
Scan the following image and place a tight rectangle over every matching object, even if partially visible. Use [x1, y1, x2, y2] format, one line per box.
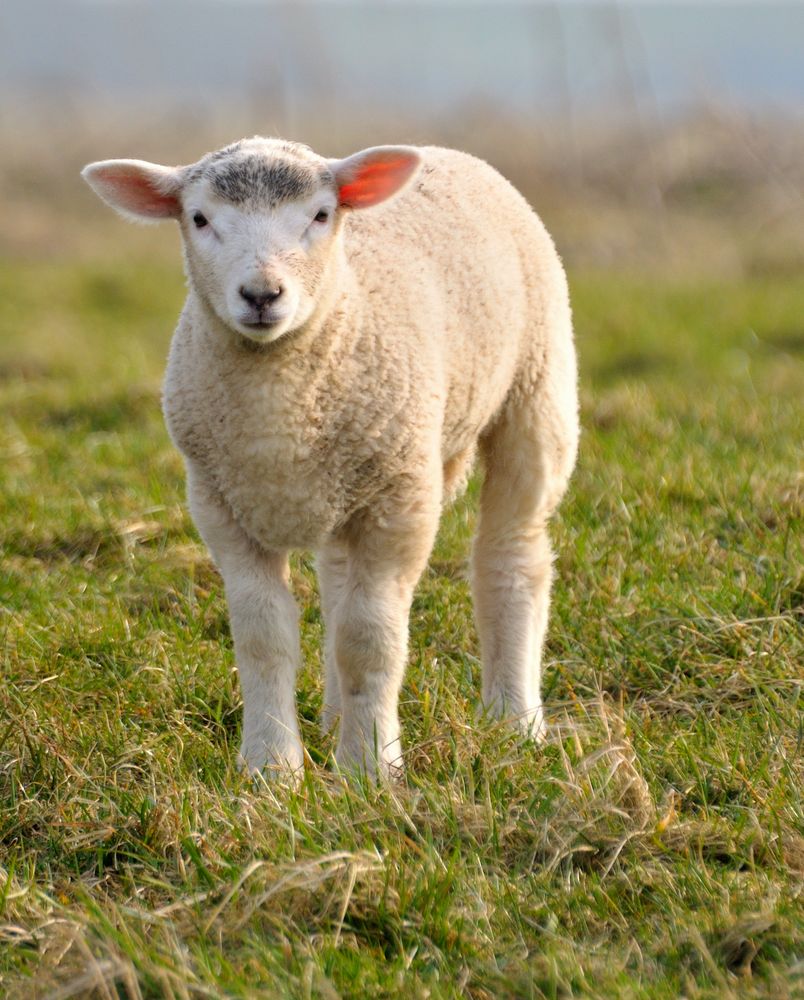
[81, 159, 183, 222]
[331, 146, 420, 210]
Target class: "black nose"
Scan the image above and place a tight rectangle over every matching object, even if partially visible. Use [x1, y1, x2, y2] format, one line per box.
[239, 284, 283, 309]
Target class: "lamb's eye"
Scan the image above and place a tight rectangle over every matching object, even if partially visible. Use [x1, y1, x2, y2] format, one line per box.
[314, 209, 329, 224]
[192, 212, 209, 229]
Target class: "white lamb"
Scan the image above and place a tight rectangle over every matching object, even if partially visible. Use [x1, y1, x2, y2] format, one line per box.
[82, 137, 579, 779]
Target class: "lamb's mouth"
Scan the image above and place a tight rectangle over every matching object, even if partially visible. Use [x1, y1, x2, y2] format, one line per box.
[237, 315, 291, 342]
[241, 318, 281, 330]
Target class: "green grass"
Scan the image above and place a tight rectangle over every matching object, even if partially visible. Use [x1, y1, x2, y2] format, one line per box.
[1, 257, 802, 998]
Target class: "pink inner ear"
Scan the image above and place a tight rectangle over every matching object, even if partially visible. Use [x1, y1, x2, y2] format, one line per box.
[338, 156, 417, 209]
[99, 167, 179, 218]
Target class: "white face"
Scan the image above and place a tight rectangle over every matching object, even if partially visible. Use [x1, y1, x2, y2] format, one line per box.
[180, 179, 339, 343]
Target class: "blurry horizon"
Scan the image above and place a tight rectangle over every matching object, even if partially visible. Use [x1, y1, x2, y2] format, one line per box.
[1, 1, 802, 278]
[2, 0, 803, 127]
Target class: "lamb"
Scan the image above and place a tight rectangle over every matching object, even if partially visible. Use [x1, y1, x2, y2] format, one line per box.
[81, 137, 579, 780]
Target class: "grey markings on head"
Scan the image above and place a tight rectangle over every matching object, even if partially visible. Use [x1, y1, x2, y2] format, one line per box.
[186, 138, 334, 208]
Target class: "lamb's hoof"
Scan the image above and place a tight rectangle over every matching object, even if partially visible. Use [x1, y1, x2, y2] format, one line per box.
[238, 742, 304, 786]
[483, 698, 547, 743]
[512, 707, 547, 744]
[524, 715, 548, 744]
[334, 739, 404, 785]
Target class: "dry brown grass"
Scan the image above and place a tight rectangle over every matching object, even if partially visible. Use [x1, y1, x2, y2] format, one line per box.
[2, 100, 803, 278]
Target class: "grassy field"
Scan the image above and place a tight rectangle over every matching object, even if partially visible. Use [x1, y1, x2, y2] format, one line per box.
[0, 251, 802, 998]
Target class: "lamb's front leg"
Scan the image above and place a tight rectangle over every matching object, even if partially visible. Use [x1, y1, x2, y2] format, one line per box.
[334, 576, 410, 777]
[187, 471, 303, 776]
[226, 551, 303, 775]
[333, 498, 440, 780]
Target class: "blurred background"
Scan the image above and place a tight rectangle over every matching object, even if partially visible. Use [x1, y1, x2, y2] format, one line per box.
[2, 0, 803, 278]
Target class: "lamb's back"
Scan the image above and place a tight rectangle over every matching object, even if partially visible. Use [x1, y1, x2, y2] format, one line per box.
[343, 146, 564, 461]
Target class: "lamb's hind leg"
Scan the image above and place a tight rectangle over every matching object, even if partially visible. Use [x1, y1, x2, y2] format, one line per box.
[316, 541, 349, 734]
[472, 363, 578, 737]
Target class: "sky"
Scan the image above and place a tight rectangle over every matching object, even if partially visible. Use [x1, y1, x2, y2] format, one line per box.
[1, 2, 802, 119]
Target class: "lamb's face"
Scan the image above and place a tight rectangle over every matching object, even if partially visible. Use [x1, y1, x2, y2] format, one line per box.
[180, 140, 341, 343]
[82, 137, 421, 344]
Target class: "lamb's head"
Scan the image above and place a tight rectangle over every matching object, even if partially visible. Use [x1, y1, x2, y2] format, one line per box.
[82, 137, 420, 343]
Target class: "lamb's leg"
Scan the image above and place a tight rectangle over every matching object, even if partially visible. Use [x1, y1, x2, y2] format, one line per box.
[333, 495, 440, 779]
[472, 364, 578, 738]
[316, 541, 349, 734]
[187, 470, 303, 776]
[472, 507, 554, 737]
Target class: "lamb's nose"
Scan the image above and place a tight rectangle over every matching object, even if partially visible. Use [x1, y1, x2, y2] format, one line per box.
[239, 283, 283, 309]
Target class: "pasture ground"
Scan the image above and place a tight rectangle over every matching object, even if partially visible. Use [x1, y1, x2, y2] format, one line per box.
[0, 113, 802, 997]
